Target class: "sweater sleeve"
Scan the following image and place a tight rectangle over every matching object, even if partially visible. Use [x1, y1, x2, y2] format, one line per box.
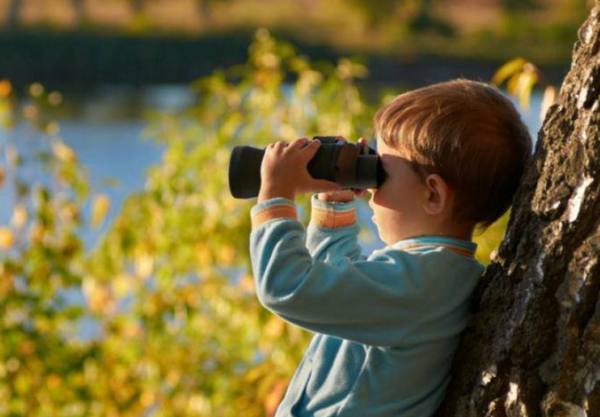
[306, 194, 366, 264]
[249, 198, 425, 347]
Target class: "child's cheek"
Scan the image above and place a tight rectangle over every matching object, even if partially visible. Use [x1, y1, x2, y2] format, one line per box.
[372, 191, 385, 207]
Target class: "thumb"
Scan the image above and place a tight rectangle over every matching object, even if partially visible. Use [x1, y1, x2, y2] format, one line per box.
[312, 179, 342, 193]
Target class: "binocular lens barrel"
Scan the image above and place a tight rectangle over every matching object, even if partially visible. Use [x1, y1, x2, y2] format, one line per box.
[228, 139, 386, 199]
[229, 146, 265, 199]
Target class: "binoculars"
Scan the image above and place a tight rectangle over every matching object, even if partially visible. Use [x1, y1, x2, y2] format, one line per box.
[228, 136, 387, 199]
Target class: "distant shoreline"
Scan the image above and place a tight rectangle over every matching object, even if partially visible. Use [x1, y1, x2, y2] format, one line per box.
[0, 30, 570, 89]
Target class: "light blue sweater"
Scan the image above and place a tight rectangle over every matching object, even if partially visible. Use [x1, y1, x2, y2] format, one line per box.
[249, 195, 485, 417]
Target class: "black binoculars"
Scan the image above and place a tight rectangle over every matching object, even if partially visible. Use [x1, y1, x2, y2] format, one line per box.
[228, 136, 387, 199]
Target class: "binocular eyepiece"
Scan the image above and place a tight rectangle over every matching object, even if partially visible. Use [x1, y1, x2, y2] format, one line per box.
[228, 136, 387, 199]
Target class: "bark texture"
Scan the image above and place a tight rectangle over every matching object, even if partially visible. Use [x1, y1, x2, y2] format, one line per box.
[6, 0, 22, 30]
[436, 2, 600, 417]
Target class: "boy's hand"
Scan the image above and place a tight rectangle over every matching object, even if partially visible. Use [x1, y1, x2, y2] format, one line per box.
[317, 189, 368, 203]
[258, 137, 342, 203]
[317, 137, 370, 203]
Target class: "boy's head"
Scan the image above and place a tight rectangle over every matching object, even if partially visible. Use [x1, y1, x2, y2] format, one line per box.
[370, 79, 533, 241]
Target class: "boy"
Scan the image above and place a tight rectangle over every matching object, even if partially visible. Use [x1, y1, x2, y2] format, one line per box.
[249, 79, 532, 416]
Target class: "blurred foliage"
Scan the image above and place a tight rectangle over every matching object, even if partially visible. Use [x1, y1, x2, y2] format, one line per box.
[492, 57, 558, 121]
[2, 0, 590, 65]
[0, 78, 93, 415]
[474, 211, 509, 266]
[0, 29, 511, 416]
[85, 27, 373, 417]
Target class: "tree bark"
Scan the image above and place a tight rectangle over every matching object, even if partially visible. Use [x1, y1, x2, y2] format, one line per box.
[436, 2, 600, 416]
[6, 0, 22, 30]
[132, 0, 144, 15]
[72, 0, 86, 26]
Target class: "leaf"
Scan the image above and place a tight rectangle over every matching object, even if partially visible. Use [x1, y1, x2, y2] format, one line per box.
[134, 252, 154, 279]
[11, 205, 28, 229]
[264, 379, 288, 417]
[51, 140, 76, 163]
[112, 274, 134, 298]
[506, 72, 523, 96]
[0, 166, 4, 189]
[0, 79, 12, 99]
[541, 85, 558, 121]
[515, 70, 538, 110]
[492, 58, 527, 86]
[263, 316, 285, 340]
[91, 194, 111, 229]
[0, 227, 14, 249]
[83, 277, 115, 315]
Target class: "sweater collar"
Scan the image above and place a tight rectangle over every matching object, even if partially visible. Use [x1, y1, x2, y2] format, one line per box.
[389, 235, 478, 258]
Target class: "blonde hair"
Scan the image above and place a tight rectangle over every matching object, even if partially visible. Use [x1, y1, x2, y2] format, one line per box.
[374, 79, 533, 230]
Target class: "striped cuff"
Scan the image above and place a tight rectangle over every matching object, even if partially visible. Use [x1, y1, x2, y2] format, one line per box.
[251, 197, 298, 229]
[310, 194, 357, 229]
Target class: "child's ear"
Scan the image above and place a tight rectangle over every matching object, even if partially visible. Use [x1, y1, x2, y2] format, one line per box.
[422, 174, 451, 216]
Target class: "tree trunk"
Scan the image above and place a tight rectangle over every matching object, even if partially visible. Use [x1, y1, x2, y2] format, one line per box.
[72, 0, 86, 26]
[196, 0, 210, 27]
[132, 0, 144, 15]
[436, 2, 600, 416]
[6, 0, 22, 30]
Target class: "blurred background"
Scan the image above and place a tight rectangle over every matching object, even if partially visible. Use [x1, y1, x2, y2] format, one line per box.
[0, 0, 586, 87]
[0, 1, 591, 416]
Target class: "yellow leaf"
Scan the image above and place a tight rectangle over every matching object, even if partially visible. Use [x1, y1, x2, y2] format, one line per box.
[264, 379, 288, 417]
[216, 245, 236, 266]
[30, 224, 46, 243]
[0, 80, 12, 99]
[196, 243, 213, 267]
[515, 70, 538, 111]
[140, 390, 155, 407]
[91, 194, 110, 229]
[492, 58, 527, 86]
[134, 253, 154, 279]
[0, 166, 4, 188]
[238, 274, 255, 294]
[48, 92, 62, 106]
[60, 203, 79, 222]
[11, 205, 27, 229]
[541, 85, 558, 122]
[83, 277, 115, 315]
[51, 140, 76, 163]
[47, 374, 61, 389]
[0, 228, 14, 249]
[264, 316, 285, 340]
[112, 274, 133, 298]
[122, 320, 142, 338]
[506, 72, 522, 96]
[166, 369, 181, 387]
[29, 82, 44, 98]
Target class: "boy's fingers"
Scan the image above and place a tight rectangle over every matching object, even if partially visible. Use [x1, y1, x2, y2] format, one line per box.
[274, 140, 287, 150]
[289, 137, 309, 151]
[302, 139, 321, 159]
